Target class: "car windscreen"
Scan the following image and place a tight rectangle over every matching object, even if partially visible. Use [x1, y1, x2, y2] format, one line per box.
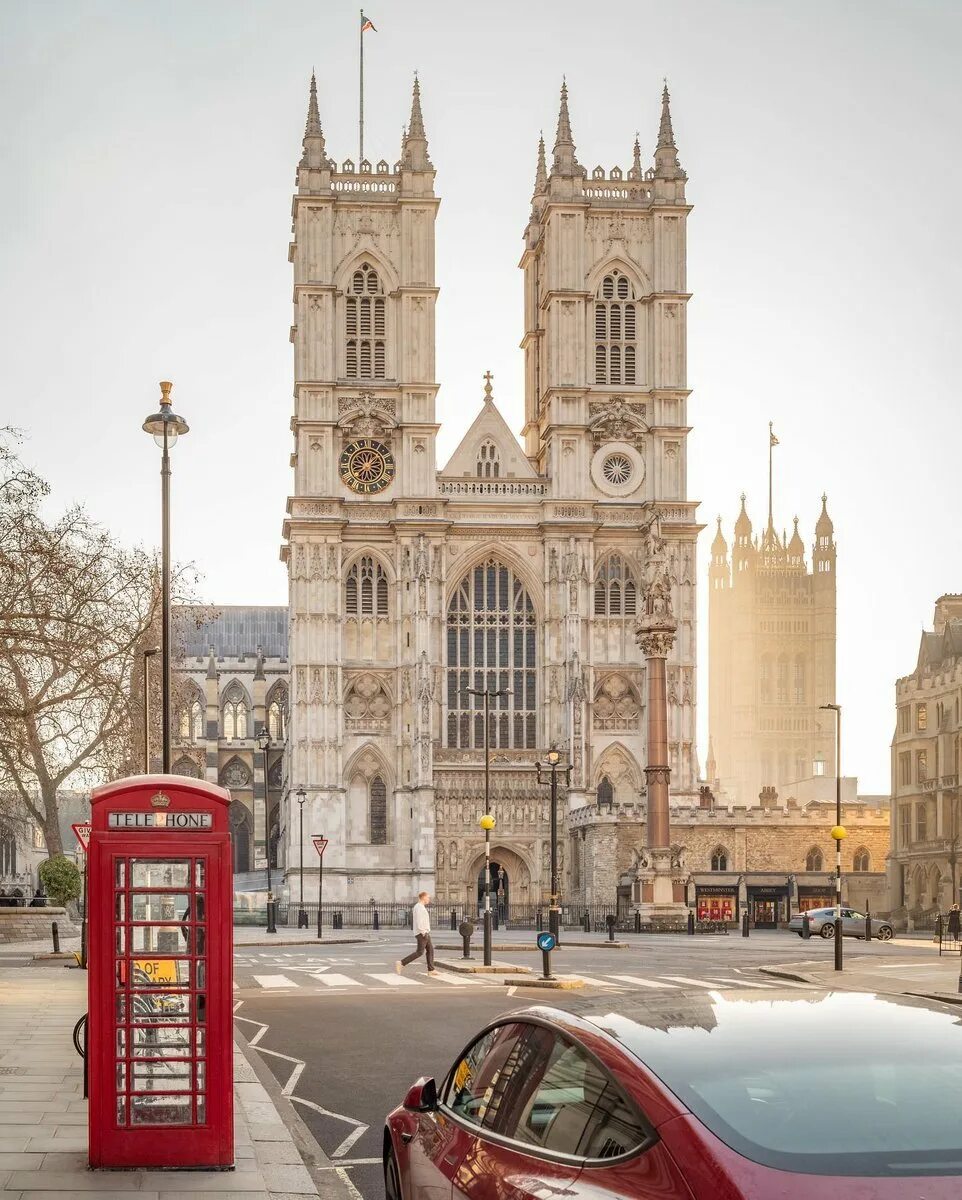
[588, 992, 962, 1177]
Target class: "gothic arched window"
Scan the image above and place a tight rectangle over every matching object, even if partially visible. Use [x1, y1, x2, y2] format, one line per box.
[476, 441, 500, 478]
[445, 559, 537, 750]
[345, 262, 386, 380]
[222, 682, 249, 740]
[760, 655, 772, 704]
[0, 824, 15, 877]
[593, 554, 637, 617]
[853, 847, 870, 872]
[267, 683, 288, 741]
[794, 656, 806, 705]
[179, 690, 204, 741]
[345, 556, 389, 617]
[597, 776, 614, 809]
[370, 775, 387, 844]
[710, 847, 728, 872]
[776, 655, 789, 705]
[594, 271, 637, 385]
[805, 846, 824, 872]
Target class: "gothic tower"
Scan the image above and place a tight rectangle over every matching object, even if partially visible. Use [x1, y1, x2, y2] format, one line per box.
[281, 75, 441, 901]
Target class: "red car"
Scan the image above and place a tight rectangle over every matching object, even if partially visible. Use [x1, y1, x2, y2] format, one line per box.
[384, 988, 962, 1198]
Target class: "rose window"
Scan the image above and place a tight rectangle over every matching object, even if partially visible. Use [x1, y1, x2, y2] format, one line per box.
[602, 453, 632, 485]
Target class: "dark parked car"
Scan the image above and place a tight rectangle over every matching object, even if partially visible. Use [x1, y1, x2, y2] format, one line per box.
[385, 990, 962, 1198]
[787, 906, 894, 940]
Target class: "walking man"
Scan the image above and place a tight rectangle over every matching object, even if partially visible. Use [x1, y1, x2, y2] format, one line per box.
[396, 891, 438, 976]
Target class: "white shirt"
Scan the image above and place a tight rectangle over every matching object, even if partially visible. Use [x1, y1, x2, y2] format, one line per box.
[413, 901, 431, 935]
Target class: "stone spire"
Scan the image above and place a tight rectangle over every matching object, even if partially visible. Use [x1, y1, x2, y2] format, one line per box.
[551, 79, 580, 176]
[654, 81, 685, 180]
[628, 132, 643, 180]
[534, 133, 547, 194]
[299, 72, 328, 170]
[401, 73, 432, 170]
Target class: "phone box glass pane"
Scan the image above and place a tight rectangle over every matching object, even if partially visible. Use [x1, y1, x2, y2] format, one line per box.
[130, 1094, 191, 1125]
[131, 893, 190, 922]
[130, 993, 191, 1022]
[132, 1061, 192, 1092]
[131, 860, 190, 888]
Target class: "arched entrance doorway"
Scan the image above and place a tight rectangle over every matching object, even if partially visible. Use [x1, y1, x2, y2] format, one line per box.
[229, 801, 253, 874]
[477, 862, 510, 920]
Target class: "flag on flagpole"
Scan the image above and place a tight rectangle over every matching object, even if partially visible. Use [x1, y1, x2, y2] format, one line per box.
[361, 13, 377, 33]
[770, 427, 779, 447]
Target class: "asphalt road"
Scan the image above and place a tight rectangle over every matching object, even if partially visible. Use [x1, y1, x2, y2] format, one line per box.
[233, 929, 928, 1198]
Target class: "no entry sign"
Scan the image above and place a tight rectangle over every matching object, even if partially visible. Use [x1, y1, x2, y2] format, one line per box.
[311, 835, 329, 857]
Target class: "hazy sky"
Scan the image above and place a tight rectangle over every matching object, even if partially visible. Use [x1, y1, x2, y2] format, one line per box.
[2, 1, 960, 794]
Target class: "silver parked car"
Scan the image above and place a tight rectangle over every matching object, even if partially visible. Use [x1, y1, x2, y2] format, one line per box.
[787, 906, 894, 940]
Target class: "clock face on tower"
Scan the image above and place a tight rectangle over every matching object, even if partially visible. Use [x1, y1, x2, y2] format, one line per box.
[338, 438, 396, 495]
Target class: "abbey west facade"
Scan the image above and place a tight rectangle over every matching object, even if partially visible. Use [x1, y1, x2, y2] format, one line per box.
[281, 74, 700, 910]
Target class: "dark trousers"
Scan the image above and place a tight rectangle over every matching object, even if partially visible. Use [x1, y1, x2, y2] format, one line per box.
[402, 933, 434, 970]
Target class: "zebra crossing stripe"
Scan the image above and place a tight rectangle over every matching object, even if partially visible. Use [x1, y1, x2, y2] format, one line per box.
[312, 974, 358, 987]
[252, 974, 298, 989]
[708, 977, 775, 989]
[608, 975, 679, 989]
[661, 976, 725, 989]
[367, 973, 421, 986]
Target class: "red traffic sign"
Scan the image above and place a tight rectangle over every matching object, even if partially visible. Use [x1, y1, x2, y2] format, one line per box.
[72, 822, 92, 851]
[311, 835, 329, 858]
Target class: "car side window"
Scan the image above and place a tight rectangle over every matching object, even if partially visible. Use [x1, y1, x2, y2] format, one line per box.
[442, 1023, 529, 1130]
[494, 1026, 650, 1159]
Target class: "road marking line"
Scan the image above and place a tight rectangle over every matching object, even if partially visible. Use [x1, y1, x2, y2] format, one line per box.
[317, 1158, 382, 1167]
[608, 975, 679, 989]
[430, 972, 472, 986]
[661, 976, 725, 989]
[332, 1122, 369, 1157]
[507, 986, 517, 996]
[708, 978, 774, 988]
[282, 1061, 305, 1096]
[313, 973, 361, 987]
[253, 974, 299, 989]
[335, 1166, 364, 1199]
[563, 975, 617, 987]
[367, 973, 422, 986]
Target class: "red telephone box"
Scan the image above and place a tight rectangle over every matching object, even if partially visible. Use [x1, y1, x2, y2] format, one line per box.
[87, 775, 233, 1169]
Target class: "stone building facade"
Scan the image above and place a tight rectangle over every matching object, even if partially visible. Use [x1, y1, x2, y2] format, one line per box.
[171, 607, 289, 877]
[889, 594, 962, 915]
[708, 495, 837, 806]
[281, 75, 702, 908]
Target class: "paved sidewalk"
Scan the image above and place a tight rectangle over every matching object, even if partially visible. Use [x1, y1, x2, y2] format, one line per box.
[762, 951, 962, 1003]
[0, 968, 353, 1199]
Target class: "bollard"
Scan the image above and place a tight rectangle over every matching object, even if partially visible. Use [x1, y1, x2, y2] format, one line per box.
[537, 931, 557, 980]
[459, 921, 474, 960]
[51, 921, 60, 954]
[802, 912, 811, 939]
[335, 911, 343, 931]
[606, 914, 616, 942]
[865, 907, 872, 942]
[450, 908, 457, 931]
[634, 910, 641, 934]
[372, 909, 380, 931]
[492, 908, 499, 932]
[542, 947, 553, 979]
[687, 910, 695, 936]
[536, 909, 543, 933]
[583, 911, 590, 934]
[482, 909, 492, 966]
[742, 912, 750, 938]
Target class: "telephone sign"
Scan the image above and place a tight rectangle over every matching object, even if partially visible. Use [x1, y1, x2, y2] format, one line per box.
[87, 774, 233, 1170]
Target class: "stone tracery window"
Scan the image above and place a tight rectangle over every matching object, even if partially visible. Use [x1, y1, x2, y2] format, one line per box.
[805, 846, 823, 872]
[594, 271, 637, 385]
[345, 262, 386, 380]
[179, 690, 204, 741]
[852, 846, 870, 872]
[476, 441, 500, 478]
[370, 775, 387, 845]
[0, 824, 16, 877]
[593, 673, 641, 731]
[445, 559, 537, 749]
[267, 683, 288, 740]
[222, 682, 249, 740]
[345, 556, 389, 617]
[593, 554, 637, 617]
[597, 776, 614, 809]
[172, 755, 200, 779]
[710, 847, 728, 872]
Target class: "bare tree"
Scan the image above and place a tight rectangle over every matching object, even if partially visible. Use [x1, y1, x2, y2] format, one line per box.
[0, 432, 201, 854]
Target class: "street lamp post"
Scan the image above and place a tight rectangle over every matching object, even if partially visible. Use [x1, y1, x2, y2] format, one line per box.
[142, 647, 158, 773]
[296, 787, 308, 929]
[465, 685, 509, 967]
[820, 702, 844, 971]
[257, 727, 277, 934]
[142, 382, 189, 774]
[536, 749, 572, 942]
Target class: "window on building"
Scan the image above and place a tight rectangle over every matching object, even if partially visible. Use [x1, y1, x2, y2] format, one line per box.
[596, 776, 614, 809]
[805, 847, 823, 872]
[0, 824, 16, 877]
[899, 805, 912, 848]
[345, 556, 389, 617]
[898, 705, 910, 734]
[370, 775, 387, 844]
[594, 272, 638, 385]
[916, 803, 928, 843]
[476, 441, 500, 479]
[899, 751, 912, 787]
[917, 749, 928, 782]
[222, 683, 249, 740]
[776, 656, 789, 705]
[917, 704, 928, 732]
[760, 655, 772, 704]
[710, 847, 728, 872]
[179, 695, 204, 741]
[267, 684, 288, 741]
[593, 555, 637, 617]
[793, 656, 806, 705]
[852, 847, 870, 872]
[445, 559, 537, 750]
[345, 262, 386, 380]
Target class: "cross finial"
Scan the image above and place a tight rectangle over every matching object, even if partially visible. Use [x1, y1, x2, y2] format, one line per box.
[483, 370, 494, 401]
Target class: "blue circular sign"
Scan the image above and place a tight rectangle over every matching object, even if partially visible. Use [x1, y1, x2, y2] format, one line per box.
[537, 932, 556, 953]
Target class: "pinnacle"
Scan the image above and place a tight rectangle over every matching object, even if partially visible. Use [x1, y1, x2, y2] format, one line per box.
[554, 78, 574, 149]
[657, 81, 675, 149]
[305, 71, 323, 139]
[408, 73, 425, 139]
[402, 73, 432, 170]
[631, 131, 642, 177]
[534, 132, 547, 193]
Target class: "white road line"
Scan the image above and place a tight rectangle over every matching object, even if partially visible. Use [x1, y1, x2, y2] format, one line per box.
[317, 1158, 382, 1167]
[608, 975, 679, 989]
[313, 973, 360, 987]
[708, 977, 774, 988]
[334, 1166, 364, 1199]
[661, 975, 725, 989]
[507, 986, 517, 996]
[332, 1122, 369, 1158]
[431, 972, 472, 986]
[253, 974, 299, 989]
[564, 975, 618, 987]
[368, 973, 422, 986]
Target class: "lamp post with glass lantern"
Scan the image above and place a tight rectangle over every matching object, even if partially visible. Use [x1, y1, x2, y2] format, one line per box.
[142, 382, 189, 773]
[296, 787, 308, 929]
[256, 727, 277, 934]
[535, 748, 572, 941]
[465, 685, 509, 967]
[820, 702, 844, 971]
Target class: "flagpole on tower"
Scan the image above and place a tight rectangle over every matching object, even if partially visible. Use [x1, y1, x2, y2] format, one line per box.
[768, 421, 779, 530]
[359, 9, 365, 163]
